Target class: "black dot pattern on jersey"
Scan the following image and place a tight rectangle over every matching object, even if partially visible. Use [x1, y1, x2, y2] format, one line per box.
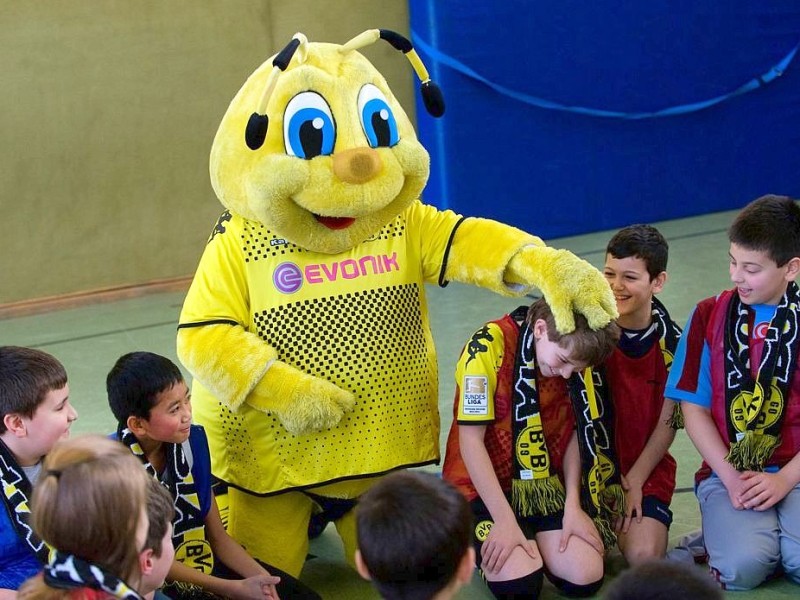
[239, 218, 406, 263]
[243, 283, 436, 478]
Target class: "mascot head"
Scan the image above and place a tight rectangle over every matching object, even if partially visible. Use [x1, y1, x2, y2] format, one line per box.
[210, 30, 445, 255]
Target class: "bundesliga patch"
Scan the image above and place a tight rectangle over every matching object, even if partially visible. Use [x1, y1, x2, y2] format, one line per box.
[462, 376, 489, 415]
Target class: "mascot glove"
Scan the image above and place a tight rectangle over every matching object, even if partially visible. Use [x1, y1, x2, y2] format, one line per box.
[247, 361, 356, 436]
[506, 245, 617, 333]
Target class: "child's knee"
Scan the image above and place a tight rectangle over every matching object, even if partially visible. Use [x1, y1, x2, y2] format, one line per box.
[710, 554, 776, 591]
[486, 567, 544, 600]
[548, 573, 603, 598]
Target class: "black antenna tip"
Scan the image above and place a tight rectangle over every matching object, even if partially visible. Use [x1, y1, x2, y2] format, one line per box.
[245, 113, 269, 150]
[421, 81, 445, 117]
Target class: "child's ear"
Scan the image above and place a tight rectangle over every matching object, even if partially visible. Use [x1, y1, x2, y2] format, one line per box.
[354, 550, 372, 581]
[532, 318, 548, 340]
[138, 548, 154, 575]
[127, 415, 148, 437]
[785, 257, 800, 281]
[3, 413, 27, 437]
[651, 271, 667, 294]
[455, 547, 476, 586]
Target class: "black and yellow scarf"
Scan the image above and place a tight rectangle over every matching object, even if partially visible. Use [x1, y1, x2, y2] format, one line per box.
[723, 282, 800, 470]
[651, 297, 684, 429]
[119, 428, 213, 574]
[44, 551, 143, 600]
[0, 437, 50, 564]
[510, 314, 623, 549]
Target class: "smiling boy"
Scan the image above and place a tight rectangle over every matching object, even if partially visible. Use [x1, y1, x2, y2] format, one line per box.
[107, 351, 320, 600]
[0, 346, 78, 594]
[666, 195, 800, 590]
[602, 225, 681, 565]
[442, 299, 620, 599]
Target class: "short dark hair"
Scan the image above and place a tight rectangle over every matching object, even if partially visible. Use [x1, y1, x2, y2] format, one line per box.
[527, 299, 620, 367]
[0, 346, 67, 434]
[728, 194, 800, 266]
[107, 352, 184, 426]
[603, 560, 722, 600]
[606, 224, 669, 280]
[144, 477, 174, 557]
[356, 471, 472, 600]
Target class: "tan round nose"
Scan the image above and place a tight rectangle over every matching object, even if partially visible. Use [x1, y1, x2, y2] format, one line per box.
[333, 147, 382, 184]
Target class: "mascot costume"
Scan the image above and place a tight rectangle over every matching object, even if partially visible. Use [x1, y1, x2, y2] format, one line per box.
[177, 30, 616, 576]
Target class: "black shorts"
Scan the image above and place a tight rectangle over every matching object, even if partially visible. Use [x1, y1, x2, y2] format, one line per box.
[470, 496, 563, 565]
[635, 495, 673, 528]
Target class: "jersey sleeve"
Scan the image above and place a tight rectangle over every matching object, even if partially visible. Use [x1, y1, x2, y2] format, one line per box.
[665, 305, 712, 408]
[179, 212, 250, 328]
[454, 322, 505, 424]
[404, 200, 464, 284]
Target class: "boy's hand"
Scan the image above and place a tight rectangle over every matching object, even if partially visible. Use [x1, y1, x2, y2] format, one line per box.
[738, 471, 793, 511]
[719, 471, 747, 510]
[506, 246, 617, 333]
[560, 505, 603, 555]
[616, 474, 643, 534]
[229, 574, 281, 600]
[248, 362, 355, 436]
[480, 519, 538, 574]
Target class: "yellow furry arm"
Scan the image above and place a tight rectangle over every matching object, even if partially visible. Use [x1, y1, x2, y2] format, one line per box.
[442, 217, 544, 295]
[177, 323, 277, 412]
[506, 245, 617, 333]
[177, 324, 355, 435]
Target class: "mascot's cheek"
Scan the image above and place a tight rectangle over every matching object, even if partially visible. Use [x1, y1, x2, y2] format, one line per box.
[246, 157, 311, 227]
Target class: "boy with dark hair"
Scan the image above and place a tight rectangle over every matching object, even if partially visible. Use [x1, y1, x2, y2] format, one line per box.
[666, 194, 800, 590]
[0, 346, 78, 594]
[355, 471, 475, 600]
[140, 478, 176, 600]
[603, 560, 723, 600]
[107, 351, 320, 600]
[602, 225, 681, 564]
[442, 299, 621, 599]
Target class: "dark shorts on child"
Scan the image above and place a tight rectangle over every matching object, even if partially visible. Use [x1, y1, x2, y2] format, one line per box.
[637, 495, 673, 528]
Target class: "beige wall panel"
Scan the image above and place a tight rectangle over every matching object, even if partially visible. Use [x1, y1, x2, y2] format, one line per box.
[0, 0, 412, 305]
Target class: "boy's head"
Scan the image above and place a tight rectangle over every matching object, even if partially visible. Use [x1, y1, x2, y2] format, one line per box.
[355, 471, 475, 600]
[728, 194, 800, 305]
[139, 477, 175, 596]
[107, 352, 192, 445]
[0, 346, 77, 458]
[603, 559, 722, 600]
[528, 298, 620, 378]
[604, 225, 668, 329]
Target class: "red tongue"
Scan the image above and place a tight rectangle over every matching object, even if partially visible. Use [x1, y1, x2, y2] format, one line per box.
[315, 215, 356, 230]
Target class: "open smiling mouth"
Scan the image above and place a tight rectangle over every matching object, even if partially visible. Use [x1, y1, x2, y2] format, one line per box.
[314, 214, 356, 230]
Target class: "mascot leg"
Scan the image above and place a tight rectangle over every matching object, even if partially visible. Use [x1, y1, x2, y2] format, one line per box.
[227, 487, 313, 577]
[333, 507, 359, 570]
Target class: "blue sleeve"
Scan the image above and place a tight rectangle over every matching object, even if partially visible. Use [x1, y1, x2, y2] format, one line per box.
[665, 307, 712, 408]
[189, 425, 213, 519]
[0, 504, 41, 589]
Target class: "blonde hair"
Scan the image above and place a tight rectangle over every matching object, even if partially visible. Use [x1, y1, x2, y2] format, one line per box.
[18, 435, 149, 600]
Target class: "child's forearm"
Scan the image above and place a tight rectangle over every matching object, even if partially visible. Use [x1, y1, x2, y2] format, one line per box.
[460, 425, 517, 525]
[778, 451, 800, 489]
[626, 399, 678, 486]
[167, 559, 238, 597]
[562, 431, 582, 509]
[681, 402, 738, 482]
[204, 501, 266, 578]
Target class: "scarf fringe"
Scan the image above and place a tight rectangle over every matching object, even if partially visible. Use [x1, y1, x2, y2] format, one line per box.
[726, 431, 781, 471]
[511, 476, 565, 517]
[599, 483, 626, 518]
[667, 403, 685, 430]
[593, 515, 618, 550]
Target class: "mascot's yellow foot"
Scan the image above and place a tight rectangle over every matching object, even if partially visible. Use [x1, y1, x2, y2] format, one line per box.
[248, 361, 355, 436]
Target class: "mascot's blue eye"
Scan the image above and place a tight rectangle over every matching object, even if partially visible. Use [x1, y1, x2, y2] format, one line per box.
[283, 92, 336, 159]
[357, 84, 399, 148]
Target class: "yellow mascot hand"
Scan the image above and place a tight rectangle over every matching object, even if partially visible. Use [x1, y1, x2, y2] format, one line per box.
[506, 245, 617, 333]
[247, 362, 356, 436]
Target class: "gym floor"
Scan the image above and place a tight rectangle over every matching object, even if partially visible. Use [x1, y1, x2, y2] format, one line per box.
[2, 206, 796, 598]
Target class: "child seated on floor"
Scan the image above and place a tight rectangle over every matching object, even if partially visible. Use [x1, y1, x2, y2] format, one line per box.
[107, 351, 321, 600]
[666, 194, 800, 590]
[142, 477, 176, 600]
[18, 435, 153, 600]
[602, 225, 681, 564]
[0, 346, 79, 596]
[355, 470, 475, 600]
[442, 298, 620, 599]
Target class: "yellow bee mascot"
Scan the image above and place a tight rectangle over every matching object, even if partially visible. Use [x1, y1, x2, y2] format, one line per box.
[177, 30, 616, 576]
